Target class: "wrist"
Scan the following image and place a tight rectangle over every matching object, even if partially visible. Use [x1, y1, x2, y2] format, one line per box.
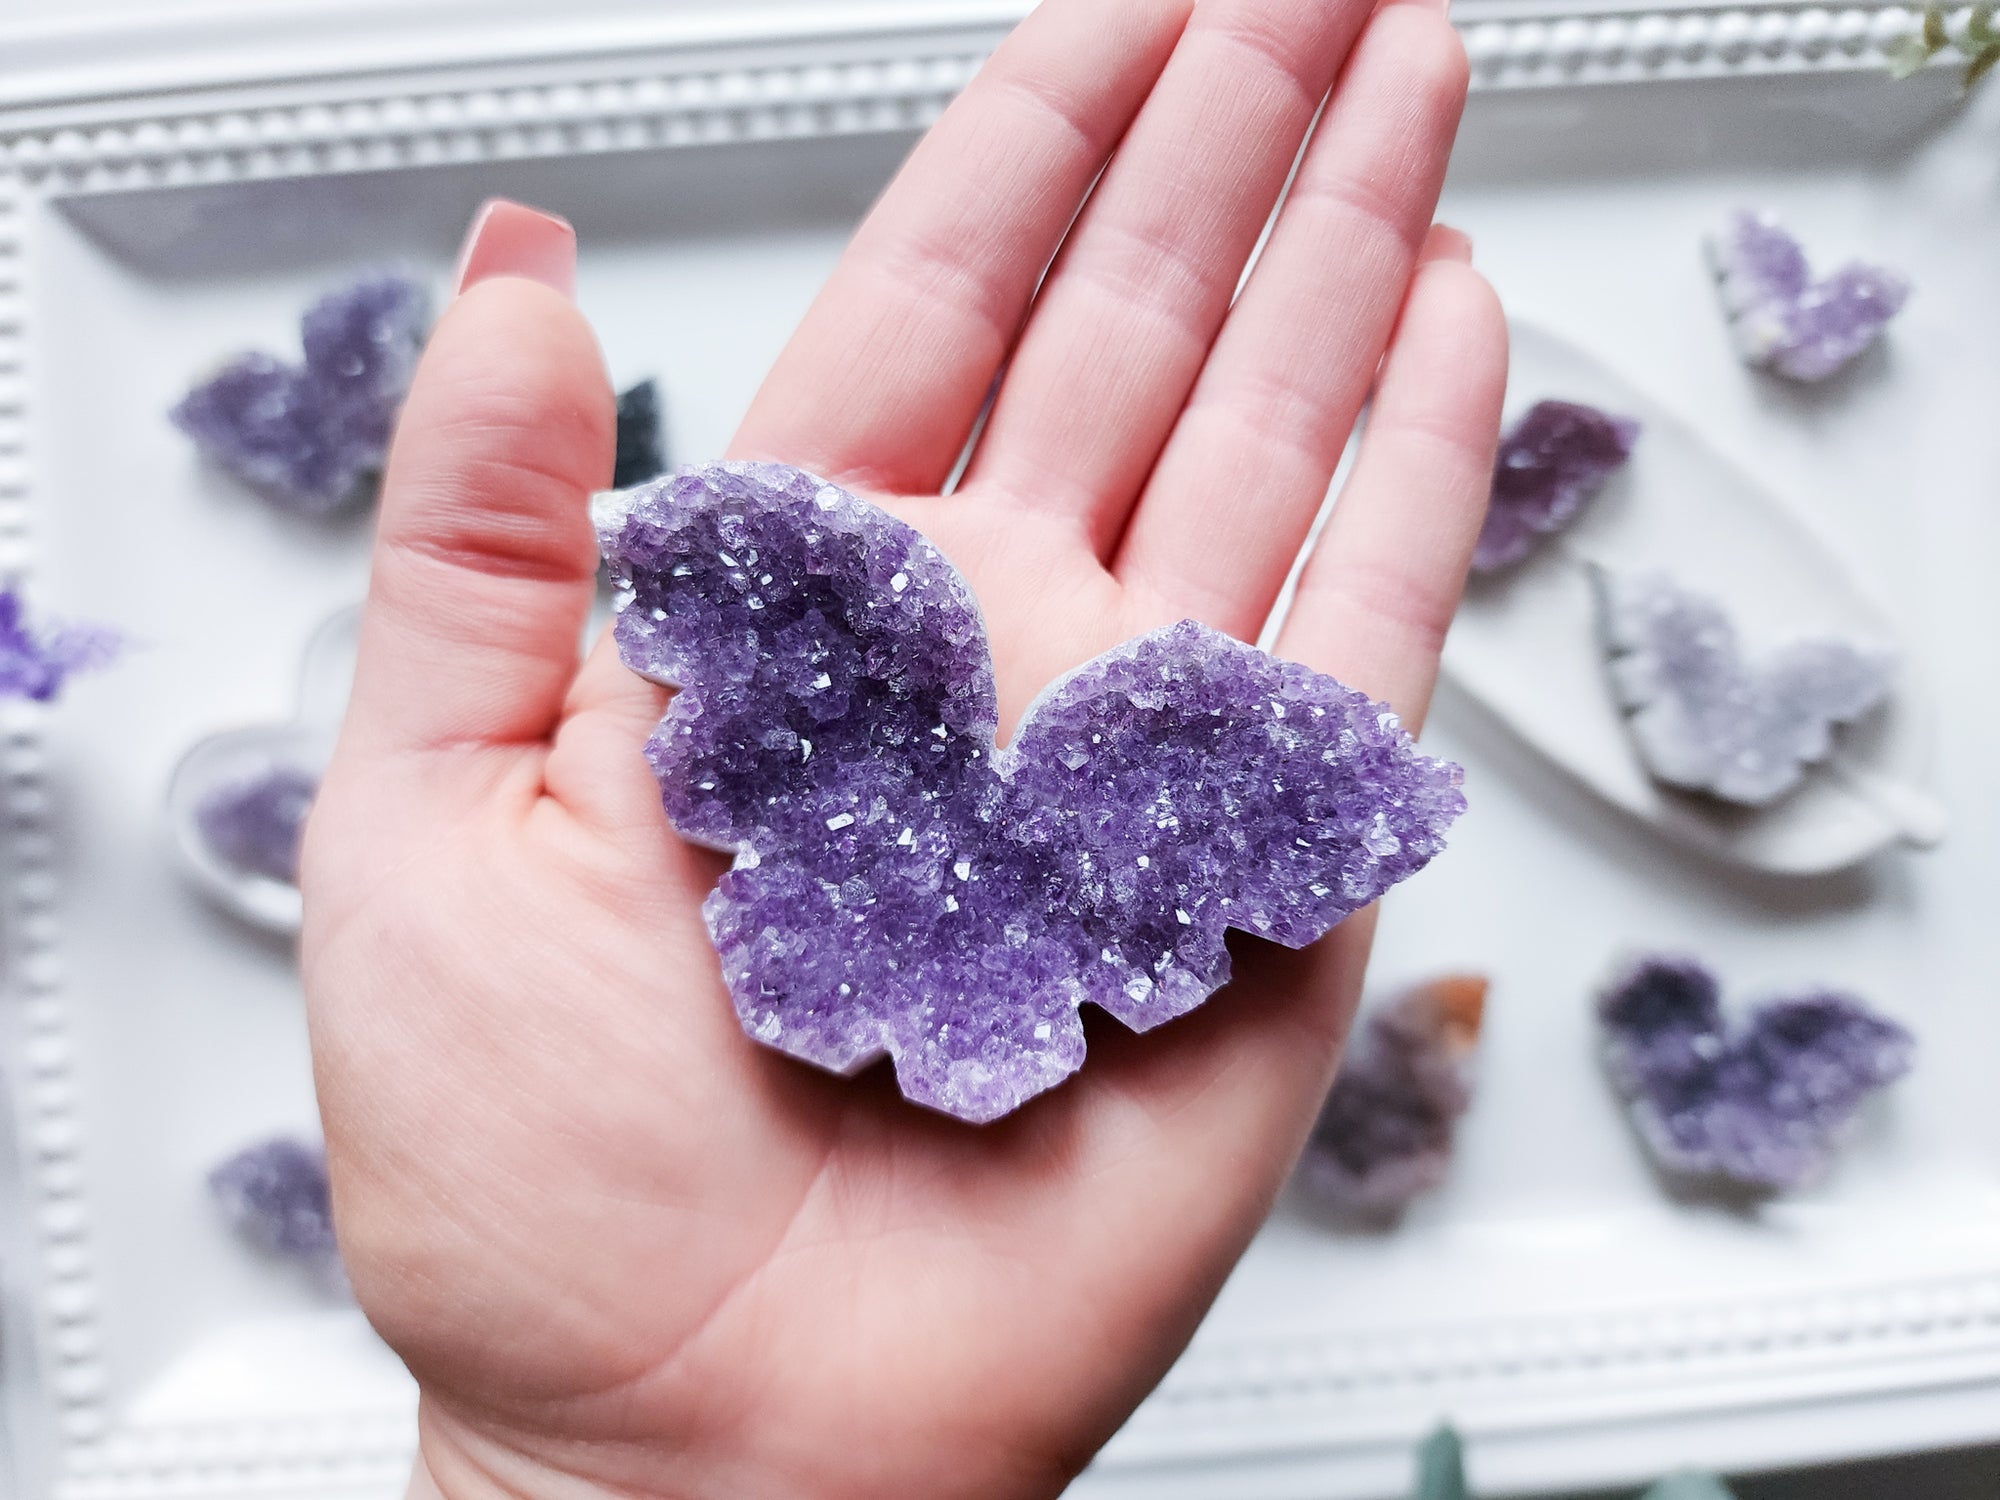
[406, 1407, 694, 1500]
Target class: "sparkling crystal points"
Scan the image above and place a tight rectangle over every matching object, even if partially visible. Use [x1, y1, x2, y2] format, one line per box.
[599, 462, 1467, 1122]
[1598, 569, 1895, 806]
[613, 380, 668, 488]
[1301, 974, 1487, 1215]
[1599, 955, 1912, 1191]
[196, 766, 318, 884]
[0, 587, 119, 702]
[209, 1137, 337, 1261]
[1706, 211, 1908, 382]
[172, 272, 429, 515]
[1474, 400, 1639, 572]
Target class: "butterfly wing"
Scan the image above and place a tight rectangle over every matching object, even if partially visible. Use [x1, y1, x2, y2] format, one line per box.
[1000, 621, 1465, 1032]
[598, 465, 1079, 1121]
[1714, 992, 1913, 1185]
[596, 462, 999, 853]
[172, 354, 340, 504]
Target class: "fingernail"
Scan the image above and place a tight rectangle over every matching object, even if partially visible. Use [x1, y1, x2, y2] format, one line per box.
[454, 198, 576, 299]
[1422, 224, 1474, 263]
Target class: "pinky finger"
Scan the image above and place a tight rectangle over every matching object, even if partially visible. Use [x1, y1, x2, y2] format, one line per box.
[1275, 240, 1507, 732]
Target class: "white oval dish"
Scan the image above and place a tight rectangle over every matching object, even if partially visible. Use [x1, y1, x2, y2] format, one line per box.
[1439, 321, 1944, 876]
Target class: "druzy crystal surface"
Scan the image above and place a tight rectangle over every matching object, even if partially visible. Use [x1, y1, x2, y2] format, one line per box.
[0, 588, 119, 702]
[196, 766, 318, 884]
[613, 380, 668, 489]
[1599, 569, 1894, 806]
[172, 272, 429, 515]
[1599, 956, 1912, 1191]
[209, 1137, 337, 1262]
[598, 462, 1466, 1122]
[1706, 212, 1909, 382]
[1474, 400, 1639, 573]
[1301, 974, 1486, 1215]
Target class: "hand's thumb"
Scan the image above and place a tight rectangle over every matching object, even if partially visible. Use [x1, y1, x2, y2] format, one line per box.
[344, 200, 614, 766]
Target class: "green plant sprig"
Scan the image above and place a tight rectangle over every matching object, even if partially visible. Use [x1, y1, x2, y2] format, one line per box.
[1888, 2, 2000, 86]
[1411, 1425, 1740, 1500]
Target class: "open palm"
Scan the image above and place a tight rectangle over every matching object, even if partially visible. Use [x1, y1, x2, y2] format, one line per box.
[301, 1, 1506, 1497]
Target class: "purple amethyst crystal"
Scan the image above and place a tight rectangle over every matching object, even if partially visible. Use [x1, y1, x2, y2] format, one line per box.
[1599, 569, 1894, 806]
[209, 1137, 337, 1262]
[172, 272, 429, 515]
[1599, 956, 1912, 1191]
[195, 766, 318, 885]
[1474, 400, 1639, 572]
[1706, 212, 1909, 382]
[0, 588, 119, 702]
[597, 462, 1466, 1122]
[1301, 974, 1486, 1215]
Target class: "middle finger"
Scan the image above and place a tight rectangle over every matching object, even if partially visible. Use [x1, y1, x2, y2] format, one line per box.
[960, 0, 1374, 554]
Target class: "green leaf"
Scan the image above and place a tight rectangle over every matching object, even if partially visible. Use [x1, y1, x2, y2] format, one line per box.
[1967, 1, 2000, 47]
[1412, 1424, 1471, 1500]
[1639, 1471, 1739, 1500]
[1966, 41, 2000, 85]
[1886, 34, 1941, 76]
[1924, 5, 1953, 50]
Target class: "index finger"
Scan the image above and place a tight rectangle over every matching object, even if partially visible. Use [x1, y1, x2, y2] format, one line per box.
[729, 0, 1192, 496]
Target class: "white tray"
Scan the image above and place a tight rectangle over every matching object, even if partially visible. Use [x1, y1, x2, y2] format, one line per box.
[5, 6, 2000, 1499]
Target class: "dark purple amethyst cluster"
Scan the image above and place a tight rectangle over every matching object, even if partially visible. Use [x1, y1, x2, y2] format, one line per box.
[1302, 975, 1486, 1216]
[209, 1137, 337, 1263]
[195, 766, 319, 885]
[613, 379, 668, 489]
[172, 273, 429, 515]
[0, 588, 118, 702]
[1599, 956, 1912, 1191]
[1474, 400, 1639, 573]
[597, 462, 1466, 1122]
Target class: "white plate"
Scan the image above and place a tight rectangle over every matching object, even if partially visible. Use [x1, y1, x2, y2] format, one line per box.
[4, 7, 1999, 1500]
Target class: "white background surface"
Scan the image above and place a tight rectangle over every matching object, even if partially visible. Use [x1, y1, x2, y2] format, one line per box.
[6, 4, 2000, 1499]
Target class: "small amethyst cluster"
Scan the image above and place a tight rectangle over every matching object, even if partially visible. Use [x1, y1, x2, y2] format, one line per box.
[1475, 401, 1639, 572]
[1707, 212, 1908, 383]
[1599, 570, 1896, 806]
[1599, 956, 1912, 1191]
[1302, 975, 1487, 1216]
[196, 766, 319, 885]
[173, 273, 429, 515]
[613, 380, 669, 489]
[209, 1137, 338, 1264]
[598, 462, 1465, 1122]
[0, 588, 119, 702]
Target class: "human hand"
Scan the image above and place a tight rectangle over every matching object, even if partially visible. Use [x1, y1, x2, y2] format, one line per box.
[302, 1, 1506, 1496]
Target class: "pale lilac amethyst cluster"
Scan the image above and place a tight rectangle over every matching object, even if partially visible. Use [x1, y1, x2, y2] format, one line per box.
[1599, 956, 1912, 1191]
[1474, 401, 1639, 572]
[1302, 975, 1487, 1216]
[0, 588, 119, 702]
[209, 1137, 337, 1263]
[172, 273, 429, 515]
[1598, 570, 1895, 806]
[195, 766, 318, 885]
[1707, 212, 1909, 383]
[596, 462, 1466, 1122]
